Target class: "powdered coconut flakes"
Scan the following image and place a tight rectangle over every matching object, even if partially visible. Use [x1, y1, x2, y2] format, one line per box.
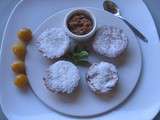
[36, 28, 70, 59]
[44, 60, 80, 94]
[87, 62, 118, 94]
[93, 26, 128, 58]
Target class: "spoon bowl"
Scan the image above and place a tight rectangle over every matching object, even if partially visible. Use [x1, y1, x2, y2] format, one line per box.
[103, 0, 120, 16]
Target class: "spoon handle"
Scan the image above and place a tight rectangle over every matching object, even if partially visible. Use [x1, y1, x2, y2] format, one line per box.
[119, 16, 148, 43]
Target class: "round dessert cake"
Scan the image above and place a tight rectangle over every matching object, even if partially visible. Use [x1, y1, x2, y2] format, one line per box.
[43, 60, 80, 94]
[86, 62, 119, 94]
[93, 26, 128, 58]
[36, 28, 70, 59]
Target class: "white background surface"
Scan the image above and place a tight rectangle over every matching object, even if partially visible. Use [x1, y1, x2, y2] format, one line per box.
[0, 0, 159, 120]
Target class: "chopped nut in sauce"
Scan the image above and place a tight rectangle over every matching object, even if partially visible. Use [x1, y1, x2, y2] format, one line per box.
[67, 13, 93, 35]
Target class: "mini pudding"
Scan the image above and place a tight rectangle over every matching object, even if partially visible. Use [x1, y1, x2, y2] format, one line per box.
[93, 26, 128, 58]
[86, 62, 118, 94]
[43, 60, 80, 94]
[36, 28, 70, 59]
[64, 9, 97, 41]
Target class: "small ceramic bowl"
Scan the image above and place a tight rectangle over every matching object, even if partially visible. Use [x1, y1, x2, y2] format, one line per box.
[64, 8, 97, 42]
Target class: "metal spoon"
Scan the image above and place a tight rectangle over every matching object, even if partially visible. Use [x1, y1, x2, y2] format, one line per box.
[103, 0, 148, 43]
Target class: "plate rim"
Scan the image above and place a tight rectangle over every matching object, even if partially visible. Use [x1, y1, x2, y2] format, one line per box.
[26, 7, 142, 117]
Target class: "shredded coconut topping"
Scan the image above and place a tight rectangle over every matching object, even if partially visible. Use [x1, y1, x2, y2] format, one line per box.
[87, 62, 118, 93]
[36, 28, 70, 59]
[93, 26, 128, 58]
[44, 61, 80, 94]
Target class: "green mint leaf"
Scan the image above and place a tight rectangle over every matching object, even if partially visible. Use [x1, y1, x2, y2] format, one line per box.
[73, 51, 89, 59]
[79, 51, 89, 58]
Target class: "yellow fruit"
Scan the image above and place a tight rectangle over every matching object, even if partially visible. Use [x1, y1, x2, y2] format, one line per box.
[14, 74, 28, 88]
[12, 41, 26, 60]
[17, 28, 32, 43]
[11, 61, 25, 74]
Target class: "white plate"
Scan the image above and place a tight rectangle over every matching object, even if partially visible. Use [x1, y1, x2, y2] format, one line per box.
[0, 0, 160, 120]
[26, 8, 142, 117]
